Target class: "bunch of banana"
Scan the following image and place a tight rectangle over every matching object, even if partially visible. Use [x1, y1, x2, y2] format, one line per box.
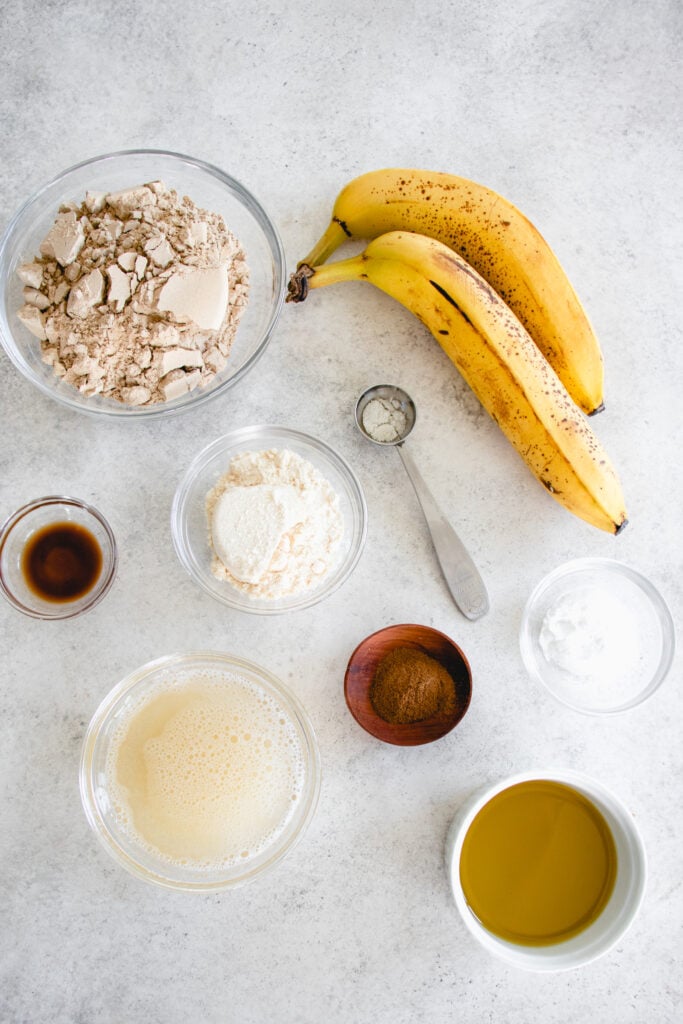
[292, 168, 604, 416]
[287, 229, 627, 535]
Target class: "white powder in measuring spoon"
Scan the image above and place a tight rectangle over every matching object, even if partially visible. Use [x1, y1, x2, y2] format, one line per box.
[362, 397, 408, 443]
[539, 585, 647, 707]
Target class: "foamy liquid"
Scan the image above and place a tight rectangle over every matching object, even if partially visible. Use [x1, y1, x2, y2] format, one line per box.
[105, 671, 306, 870]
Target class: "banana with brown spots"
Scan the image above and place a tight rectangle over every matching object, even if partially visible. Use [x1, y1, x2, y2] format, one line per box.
[294, 168, 604, 416]
[288, 230, 626, 534]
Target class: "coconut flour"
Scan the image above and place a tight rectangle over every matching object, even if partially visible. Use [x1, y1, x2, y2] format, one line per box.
[206, 449, 344, 600]
[16, 181, 249, 405]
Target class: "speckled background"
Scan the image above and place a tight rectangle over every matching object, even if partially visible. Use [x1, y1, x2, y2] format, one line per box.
[1, 2, 682, 1022]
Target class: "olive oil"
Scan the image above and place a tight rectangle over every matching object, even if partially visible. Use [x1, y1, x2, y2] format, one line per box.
[459, 780, 617, 946]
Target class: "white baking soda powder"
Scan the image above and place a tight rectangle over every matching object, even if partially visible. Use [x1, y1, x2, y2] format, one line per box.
[539, 583, 654, 708]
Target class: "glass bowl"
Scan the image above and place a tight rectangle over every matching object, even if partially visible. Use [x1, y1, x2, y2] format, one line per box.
[0, 149, 285, 418]
[519, 558, 675, 715]
[79, 651, 321, 891]
[171, 425, 367, 614]
[0, 495, 117, 619]
[445, 769, 647, 972]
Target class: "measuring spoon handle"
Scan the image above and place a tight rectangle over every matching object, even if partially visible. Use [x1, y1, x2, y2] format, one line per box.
[397, 445, 489, 620]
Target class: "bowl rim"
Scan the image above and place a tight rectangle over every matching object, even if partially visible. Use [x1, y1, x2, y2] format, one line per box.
[0, 494, 118, 619]
[78, 649, 322, 891]
[519, 557, 676, 715]
[343, 622, 473, 745]
[444, 768, 648, 972]
[170, 424, 368, 615]
[0, 148, 286, 419]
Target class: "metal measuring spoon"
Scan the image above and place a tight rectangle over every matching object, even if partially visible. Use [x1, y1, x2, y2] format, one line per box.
[355, 384, 489, 621]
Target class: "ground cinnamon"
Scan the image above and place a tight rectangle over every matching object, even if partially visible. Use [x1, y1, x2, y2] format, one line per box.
[369, 646, 457, 725]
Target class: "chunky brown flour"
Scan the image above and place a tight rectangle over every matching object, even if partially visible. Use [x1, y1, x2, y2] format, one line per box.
[16, 181, 249, 405]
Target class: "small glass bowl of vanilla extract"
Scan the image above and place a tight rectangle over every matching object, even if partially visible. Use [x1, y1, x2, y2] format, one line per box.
[0, 496, 117, 619]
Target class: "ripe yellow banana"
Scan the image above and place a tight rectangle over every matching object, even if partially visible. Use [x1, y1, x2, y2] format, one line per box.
[288, 231, 626, 535]
[296, 168, 604, 416]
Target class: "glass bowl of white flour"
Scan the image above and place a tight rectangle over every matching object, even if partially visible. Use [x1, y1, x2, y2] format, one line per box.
[0, 150, 285, 417]
[519, 558, 675, 714]
[171, 425, 367, 614]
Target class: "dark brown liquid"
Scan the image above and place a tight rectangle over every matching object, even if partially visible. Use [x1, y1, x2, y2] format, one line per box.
[22, 521, 102, 602]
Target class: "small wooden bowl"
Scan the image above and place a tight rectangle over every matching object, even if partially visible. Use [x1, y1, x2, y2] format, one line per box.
[344, 623, 472, 746]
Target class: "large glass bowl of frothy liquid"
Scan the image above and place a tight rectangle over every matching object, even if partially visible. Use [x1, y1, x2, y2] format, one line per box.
[80, 651, 321, 890]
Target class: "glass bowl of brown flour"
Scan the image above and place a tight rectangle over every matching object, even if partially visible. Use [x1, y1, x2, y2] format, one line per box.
[0, 150, 285, 417]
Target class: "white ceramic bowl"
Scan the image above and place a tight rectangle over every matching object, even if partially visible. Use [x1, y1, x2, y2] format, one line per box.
[0, 149, 285, 418]
[79, 651, 321, 891]
[171, 425, 367, 614]
[445, 769, 647, 972]
[520, 558, 675, 714]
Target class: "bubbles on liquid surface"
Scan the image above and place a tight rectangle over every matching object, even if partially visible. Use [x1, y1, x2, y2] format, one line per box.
[104, 668, 307, 872]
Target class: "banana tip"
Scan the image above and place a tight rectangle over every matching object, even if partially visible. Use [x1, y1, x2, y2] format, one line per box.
[615, 517, 628, 536]
[286, 265, 313, 303]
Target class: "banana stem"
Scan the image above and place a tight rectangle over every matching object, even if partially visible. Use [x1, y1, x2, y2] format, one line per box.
[298, 219, 350, 268]
[287, 254, 365, 303]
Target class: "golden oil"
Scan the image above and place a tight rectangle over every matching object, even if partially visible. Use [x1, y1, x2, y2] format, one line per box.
[459, 780, 617, 946]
